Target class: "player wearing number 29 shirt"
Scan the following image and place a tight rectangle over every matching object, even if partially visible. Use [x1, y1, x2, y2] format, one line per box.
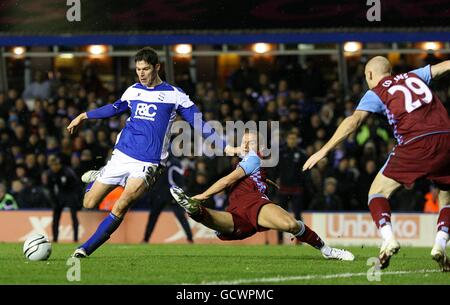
[303, 56, 450, 272]
[358, 62, 450, 185]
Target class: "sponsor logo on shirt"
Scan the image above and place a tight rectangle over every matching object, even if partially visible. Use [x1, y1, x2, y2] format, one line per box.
[135, 103, 157, 121]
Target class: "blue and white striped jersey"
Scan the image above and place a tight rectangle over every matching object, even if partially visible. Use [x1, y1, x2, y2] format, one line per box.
[87, 82, 225, 163]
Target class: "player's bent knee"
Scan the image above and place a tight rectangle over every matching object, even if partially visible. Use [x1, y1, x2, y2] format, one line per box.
[83, 195, 98, 209]
[112, 204, 128, 218]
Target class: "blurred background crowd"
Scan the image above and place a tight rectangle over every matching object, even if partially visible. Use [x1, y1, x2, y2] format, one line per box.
[0, 53, 448, 216]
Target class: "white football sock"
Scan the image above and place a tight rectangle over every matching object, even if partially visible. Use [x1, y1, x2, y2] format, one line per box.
[320, 245, 332, 256]
[435, 230, 449, 250]
[293, 220, 305, 237]
[380, 224, 393, 241]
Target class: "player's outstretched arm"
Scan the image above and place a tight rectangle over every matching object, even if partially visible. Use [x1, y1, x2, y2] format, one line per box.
[67, 112, 88, 134]
[431, 60, 450, 79]
[67, 100, 129, 134]
[192, 167, 246, 201]
[302, 110, 369, 171]
[224, 145, 242, 156]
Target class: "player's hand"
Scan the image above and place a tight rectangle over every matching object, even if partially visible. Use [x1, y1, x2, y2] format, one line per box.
[67, 113, 87, 134]
[224, 145, 241, 156]
[302, 149, 327, 171]
[192, 194, 208, 201]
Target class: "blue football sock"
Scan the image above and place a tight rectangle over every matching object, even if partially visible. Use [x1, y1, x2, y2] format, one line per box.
[85, 181, 94, 193]
[80, 212, 122, 255]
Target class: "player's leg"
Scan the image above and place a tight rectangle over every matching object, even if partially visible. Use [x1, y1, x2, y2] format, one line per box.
[171, 203, 194, 243]
[52, 204, 63, 243]
[257, 203, 354, 261]
[194, 208, 235, 234]
[431, 189, 450, 271]
[75, 177, 148, 257]
[368, 171, 402, 268]
[112, 177, 148, 217]
[170, 186, 235, 234]
[69, 205, 79, 242]
[83, 180, 117, 209]
[72, 182, 118, 257]
[143, 195, 165, 243]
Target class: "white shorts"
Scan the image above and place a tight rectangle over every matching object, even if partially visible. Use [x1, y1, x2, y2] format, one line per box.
[97, 149, 159, 187]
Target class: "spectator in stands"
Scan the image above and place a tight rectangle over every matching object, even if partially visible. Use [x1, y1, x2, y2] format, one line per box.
[228, 58, 258, 91]
[80, 65, 106, 97]
[331, 158, 359, 210]
[275, 131, 307, 243]
[357, 160, 378, 210]
[10, 179, 26, 207]
[143, 155, 193, 243]
[45, 155, 82, 242]
[309, 177, 343, 211]
[22, 71, 51, 100]
[12, 174, 51, 209]
[0, 183, 18, 210]
[0, 93, 10, 119]
[24, 153, 41, 185]
[0, 151, 14, 183]
[276, 131, 307, 217]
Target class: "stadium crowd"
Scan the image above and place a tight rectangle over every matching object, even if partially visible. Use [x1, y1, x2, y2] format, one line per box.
[0, 54, 448, 214]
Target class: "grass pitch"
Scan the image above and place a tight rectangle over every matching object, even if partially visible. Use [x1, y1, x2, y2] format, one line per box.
[0, 243, 448, 285]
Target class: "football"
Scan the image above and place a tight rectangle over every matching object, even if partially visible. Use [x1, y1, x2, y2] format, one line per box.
[23, 233, 52, 261]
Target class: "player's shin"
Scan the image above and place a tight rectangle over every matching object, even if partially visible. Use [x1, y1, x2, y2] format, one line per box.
[368, 195, 393, 241]
[79, 212, 123, 255]
[294, 220, 325, 250]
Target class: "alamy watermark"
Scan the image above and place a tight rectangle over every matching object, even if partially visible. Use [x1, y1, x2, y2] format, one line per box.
[366, 0, 381, 22]
[66, 0, 81, 22]
[170, 116, 280, 167]
[66, 257, 81, 282]
[366, 257, 382, 282]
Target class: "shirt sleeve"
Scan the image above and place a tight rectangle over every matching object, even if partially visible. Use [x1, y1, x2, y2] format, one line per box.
[176, 89, 227, 151]
[86, 99, 130, 119]
[176, 87, 195, 109]
[356, 90, 385, 114]
[409, 65, 432, 85]
[238, 151, 261, 175]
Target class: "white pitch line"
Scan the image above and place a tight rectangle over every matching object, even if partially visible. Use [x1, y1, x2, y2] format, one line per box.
[181, 269, 440, 285]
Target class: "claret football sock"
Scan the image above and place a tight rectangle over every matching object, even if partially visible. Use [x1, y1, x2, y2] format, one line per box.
[369, 195, 392, 228]
[190, 205, 208, 222]
[295, 222, 325, 250]
[80, 212, 123, 256]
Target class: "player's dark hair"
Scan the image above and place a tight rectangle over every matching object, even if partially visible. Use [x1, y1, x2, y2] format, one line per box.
[135, 47, 159, 66]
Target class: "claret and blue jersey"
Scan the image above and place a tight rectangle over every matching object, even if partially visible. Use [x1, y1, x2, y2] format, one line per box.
[231, 150, 268, 196]
[356, 65, 450, 145]
[87, 82, 226, 163]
